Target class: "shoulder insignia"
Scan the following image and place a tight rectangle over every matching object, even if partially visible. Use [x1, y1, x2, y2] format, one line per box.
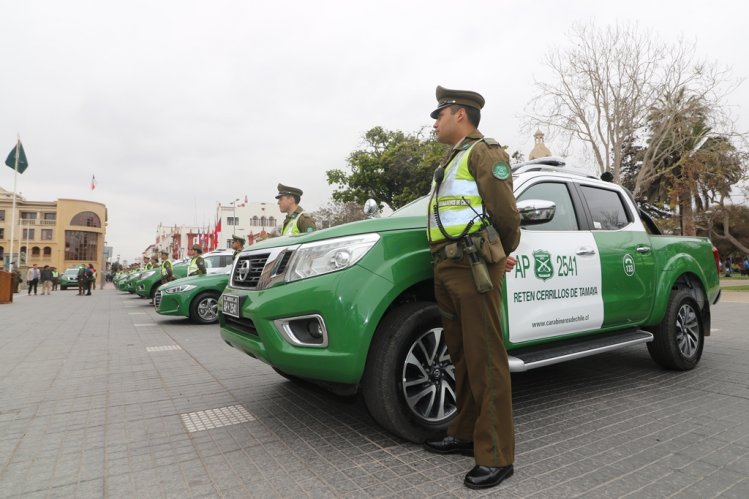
[492, 162, 510, 180]
[483, 138, 501, 147]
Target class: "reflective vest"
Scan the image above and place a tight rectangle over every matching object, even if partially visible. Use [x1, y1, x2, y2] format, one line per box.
[282, 212, 306, 236]
[428, 141, 485, 242]
[188, 257, 200, 275]
[145, 263, 153, 270]
[161, 259, 172, 276]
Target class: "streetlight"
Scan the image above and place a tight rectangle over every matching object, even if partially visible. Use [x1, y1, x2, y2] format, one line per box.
[230, 198, 240, 236]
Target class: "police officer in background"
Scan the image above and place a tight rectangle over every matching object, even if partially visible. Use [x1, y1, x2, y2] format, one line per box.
[276, 183, 316, 235]
[230, 234, 245, 260]
[159, 249, 174, 284]
[187, 244, 206, 276]
[422, 86, 520, 490]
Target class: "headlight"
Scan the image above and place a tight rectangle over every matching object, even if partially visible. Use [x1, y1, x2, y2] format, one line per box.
[285, 233, 380, 283]
[163, 284, 197, 294]
[141, 270, 157, 279]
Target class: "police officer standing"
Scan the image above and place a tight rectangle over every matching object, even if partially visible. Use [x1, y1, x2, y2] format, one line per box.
[187, 244, 206, 276]
[276, 183, 316, 235]
[422, 86, 521, 490]
[159, 250, 174, 285]
[230, 234, 245, 260]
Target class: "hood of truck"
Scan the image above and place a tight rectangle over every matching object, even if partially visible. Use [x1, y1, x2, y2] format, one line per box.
[246, 215, 426, 251]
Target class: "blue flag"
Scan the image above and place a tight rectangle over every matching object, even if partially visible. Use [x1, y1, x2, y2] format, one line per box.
[5, 142, 28, 174]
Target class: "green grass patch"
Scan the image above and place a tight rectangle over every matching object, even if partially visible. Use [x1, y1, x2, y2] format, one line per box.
[721, 285, 749, 291]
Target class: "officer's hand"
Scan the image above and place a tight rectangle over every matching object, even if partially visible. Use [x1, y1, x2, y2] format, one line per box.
[505, 256, 517, 272]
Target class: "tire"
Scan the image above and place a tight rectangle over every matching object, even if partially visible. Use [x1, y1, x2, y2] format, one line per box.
[61, 286, 67, 290]
[190, 292, 220, 324]
[647, 288, 704, 370]
[361, 302, 456, 443]
[149, 283, 161, 300]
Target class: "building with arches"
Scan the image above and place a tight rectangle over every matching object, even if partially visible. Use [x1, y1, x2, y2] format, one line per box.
[0, 186, 107, 274]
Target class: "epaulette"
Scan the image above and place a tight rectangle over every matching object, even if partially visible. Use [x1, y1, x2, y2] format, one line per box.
[482, 138, 501, 147]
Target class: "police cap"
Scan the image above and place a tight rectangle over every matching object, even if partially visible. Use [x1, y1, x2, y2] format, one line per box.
[275, 183, 303, 199]
[160, 249, 168, 255]
[192, 244, 202, 252]
[231, 234, 245, 244]
[430, 85, 485, 119]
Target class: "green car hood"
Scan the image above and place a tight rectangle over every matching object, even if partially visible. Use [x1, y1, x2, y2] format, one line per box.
[245, 215, 426, 252]
[160, 271, 228, 291]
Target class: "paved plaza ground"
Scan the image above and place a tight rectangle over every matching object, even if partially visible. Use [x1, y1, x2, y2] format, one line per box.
[1, 285, 748, 498]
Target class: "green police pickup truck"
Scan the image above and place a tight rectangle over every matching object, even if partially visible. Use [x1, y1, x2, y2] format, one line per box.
[218, 159, 721, 442]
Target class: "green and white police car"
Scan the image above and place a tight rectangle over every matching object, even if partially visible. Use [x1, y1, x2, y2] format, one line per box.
[218, 157, 721, 442]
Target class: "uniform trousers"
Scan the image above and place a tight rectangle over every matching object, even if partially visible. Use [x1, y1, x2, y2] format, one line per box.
[433, 255, 514, 467]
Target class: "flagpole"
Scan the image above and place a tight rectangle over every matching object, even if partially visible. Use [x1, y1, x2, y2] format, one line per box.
[8, 135, 20, 273]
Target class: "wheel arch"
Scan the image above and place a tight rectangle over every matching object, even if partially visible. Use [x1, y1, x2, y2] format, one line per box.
[650, 272, 710, 336]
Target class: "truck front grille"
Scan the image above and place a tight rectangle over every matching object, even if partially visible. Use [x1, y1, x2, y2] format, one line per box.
[232, 254, 270, 289]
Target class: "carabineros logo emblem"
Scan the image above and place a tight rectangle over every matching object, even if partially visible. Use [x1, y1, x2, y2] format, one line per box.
[533, 250, 554, 281]
[492, 162, 510, 180]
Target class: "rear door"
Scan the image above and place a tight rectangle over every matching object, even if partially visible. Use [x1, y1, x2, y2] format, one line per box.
[574, 183, 656, 327]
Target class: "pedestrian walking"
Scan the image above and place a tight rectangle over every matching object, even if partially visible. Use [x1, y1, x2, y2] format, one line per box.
[26, 264, 40, 295]
[40, 265, 53, 295]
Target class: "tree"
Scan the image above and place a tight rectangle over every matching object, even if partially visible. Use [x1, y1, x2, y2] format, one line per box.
[312, 201, 368, 229]
[526, 22, 734, 182]
[327, 127, 446, 210]
[638, 88, 711, 235]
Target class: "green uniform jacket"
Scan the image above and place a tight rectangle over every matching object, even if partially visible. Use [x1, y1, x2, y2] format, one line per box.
[430, 132, 520, 255]
[281, 206, 316, 234]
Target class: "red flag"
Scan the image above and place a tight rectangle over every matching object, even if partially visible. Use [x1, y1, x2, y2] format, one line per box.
[90, 174, 97, 190]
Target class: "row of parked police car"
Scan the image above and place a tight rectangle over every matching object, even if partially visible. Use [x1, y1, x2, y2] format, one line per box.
[113, 249, 234, 324]
[115, 157, 723, 444]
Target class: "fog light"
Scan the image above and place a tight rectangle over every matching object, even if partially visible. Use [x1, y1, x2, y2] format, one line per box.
[273, 314, 328, 348]
[307, 320, 323, 339]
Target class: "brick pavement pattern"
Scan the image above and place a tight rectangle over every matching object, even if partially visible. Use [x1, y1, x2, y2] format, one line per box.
[1, 288, 748, 498]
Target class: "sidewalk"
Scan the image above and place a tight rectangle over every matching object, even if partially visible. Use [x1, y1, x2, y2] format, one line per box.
[1, 288, 749, 497]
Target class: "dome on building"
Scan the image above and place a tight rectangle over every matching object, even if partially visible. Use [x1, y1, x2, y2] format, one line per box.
[529, 129, 552, 160]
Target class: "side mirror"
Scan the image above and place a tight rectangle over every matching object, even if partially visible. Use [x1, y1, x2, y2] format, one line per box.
[517, 199, 556, 226]
[363, 199, 379, 218]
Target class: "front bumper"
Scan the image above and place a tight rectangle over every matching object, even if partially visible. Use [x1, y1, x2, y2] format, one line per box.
[155, 290, 190, 317]
[219, 265, 395, 385]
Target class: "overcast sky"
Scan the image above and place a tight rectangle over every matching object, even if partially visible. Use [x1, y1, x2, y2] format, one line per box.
[1, 0, 747, 261]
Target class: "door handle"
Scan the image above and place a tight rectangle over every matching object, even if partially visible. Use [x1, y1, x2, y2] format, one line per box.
[636, 246, 651, 254]
[576, 247, 596, 256]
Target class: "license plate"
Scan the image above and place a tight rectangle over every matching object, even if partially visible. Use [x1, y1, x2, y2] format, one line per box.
[222, 294, 240, 318]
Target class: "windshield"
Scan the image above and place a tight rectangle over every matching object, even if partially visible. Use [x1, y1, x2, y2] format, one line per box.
[391, 196, 429, 217]
[64, 269, 78, 276]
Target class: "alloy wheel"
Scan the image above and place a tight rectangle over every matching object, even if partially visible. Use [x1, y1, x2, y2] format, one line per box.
[401, 327, 457, 424]
[676, 302, 699, 358]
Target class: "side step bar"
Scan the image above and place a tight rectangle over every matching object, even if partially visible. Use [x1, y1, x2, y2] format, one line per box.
[507, 329, 653, 372]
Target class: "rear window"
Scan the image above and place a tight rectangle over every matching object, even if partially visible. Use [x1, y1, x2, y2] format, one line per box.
[580, 185, 631, 230]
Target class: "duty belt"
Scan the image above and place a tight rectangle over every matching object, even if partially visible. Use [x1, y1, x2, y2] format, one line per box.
[431, 240, 466, 263]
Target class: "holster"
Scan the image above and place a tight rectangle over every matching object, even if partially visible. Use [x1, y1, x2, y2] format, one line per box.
[470, 226, 505, 264]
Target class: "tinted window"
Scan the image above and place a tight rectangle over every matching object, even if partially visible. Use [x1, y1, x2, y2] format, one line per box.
[580, 185, 631, 230]
[517, 182, 578, 231]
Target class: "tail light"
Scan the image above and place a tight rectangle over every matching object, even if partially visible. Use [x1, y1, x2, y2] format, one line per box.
[712, 246, 720, 277]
